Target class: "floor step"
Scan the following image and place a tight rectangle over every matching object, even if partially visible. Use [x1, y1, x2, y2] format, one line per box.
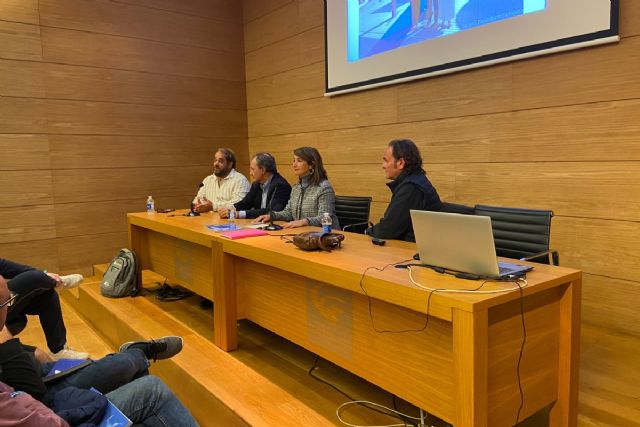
[69, 279, 334, 427]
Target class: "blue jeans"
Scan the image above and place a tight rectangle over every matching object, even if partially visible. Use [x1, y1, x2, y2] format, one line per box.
[106, 375, 199, 427]
[42, 348, 150, 406]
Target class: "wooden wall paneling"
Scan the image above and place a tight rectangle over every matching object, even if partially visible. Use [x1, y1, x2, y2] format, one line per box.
[56, 232, 129, 275]
[0, 59, 45, 97]
[43, 63, 246, 109]
[52, 166, 212, 203]
[0, 98, 48, 133]
[242, 0, 293, 23]
[115, 0, 243, 23]
[45, 100, 246, 137]
[0, 21, 42, 61]
[245, 25, 323, 81]
[41, 27, 244, 80]
[552, 216, 640, 283]
[488, 99, 640, 162]
[48, 135, 240, 169]
[0, 170, 54, 207]
[0, 0, 39, 24]
[317, 163, 456, 205]
[0, 135, 51, 170]
[250, 98, 640, 165]
[0, 239, 60, 272]
[39, 0, 243, 53]
[246, 61, 324, 109]
[244, 0, 322, 52]
[0, 206, 56, 244]
[581, 274, 640, 337]
[512, 36, 640, 110]
[453, 162, 640, 221]
[54, 196, 193, 238]
[396, 63, 514, 122]
[620, 0, 640, 37]
[248, 88, 399, 137]
[248, 116, 496, 165]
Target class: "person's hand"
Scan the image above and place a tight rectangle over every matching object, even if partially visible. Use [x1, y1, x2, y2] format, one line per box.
[218, 207, 229, 218]
[282, 219, 309, 229]
[193, 199, 213, 213]
[253, 214, 270, 224]
[34, 347, 55, 363]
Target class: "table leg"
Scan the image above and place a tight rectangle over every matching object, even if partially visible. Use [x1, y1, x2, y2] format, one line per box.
[212, 241, 237, 351]
[550, 279, 581, 426]
[453, 308, 488, 427]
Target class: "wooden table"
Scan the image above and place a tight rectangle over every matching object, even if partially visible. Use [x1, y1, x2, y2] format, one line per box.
[128, 210, 581, 427]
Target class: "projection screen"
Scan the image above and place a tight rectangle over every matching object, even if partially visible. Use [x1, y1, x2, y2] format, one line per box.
[325, 0, 619, 95]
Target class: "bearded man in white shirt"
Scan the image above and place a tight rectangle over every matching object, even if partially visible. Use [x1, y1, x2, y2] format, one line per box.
[192, 148, 251, 213]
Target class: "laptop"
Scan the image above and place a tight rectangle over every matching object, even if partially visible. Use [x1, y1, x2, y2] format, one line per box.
[410, 210, 533, 279]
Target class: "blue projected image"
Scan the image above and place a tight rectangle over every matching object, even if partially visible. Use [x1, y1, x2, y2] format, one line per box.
[347, 0, 546, 62]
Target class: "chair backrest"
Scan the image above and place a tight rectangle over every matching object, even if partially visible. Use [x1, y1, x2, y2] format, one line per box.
[334, 195, 372, 232]
[474, 204, 554, 263]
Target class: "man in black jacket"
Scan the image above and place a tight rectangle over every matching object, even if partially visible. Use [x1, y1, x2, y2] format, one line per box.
[366, 139, 443, 242]
[219, 152, 291, 219]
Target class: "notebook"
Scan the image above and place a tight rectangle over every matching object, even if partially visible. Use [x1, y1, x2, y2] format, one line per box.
[410, 210, 533, 279]
[43, 358, 92, 383]
[90, 388, 133, 427]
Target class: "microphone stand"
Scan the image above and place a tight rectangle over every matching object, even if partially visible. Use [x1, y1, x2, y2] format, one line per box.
[264, 182, 283, 230]
[186, 183, 204, 216]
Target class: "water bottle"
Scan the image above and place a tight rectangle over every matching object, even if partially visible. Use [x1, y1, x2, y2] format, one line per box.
[228, 205, 237, 224]
[146, 196, 155, 214]
[321, 212, 332, 233]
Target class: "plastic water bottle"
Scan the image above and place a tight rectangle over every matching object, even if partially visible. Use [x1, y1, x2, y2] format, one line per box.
[321, 212, 332, 233]
[228, 205, 236, 223]
[146, 196, 155, 214]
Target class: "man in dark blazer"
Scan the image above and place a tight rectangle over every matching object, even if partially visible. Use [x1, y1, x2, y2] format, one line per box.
[219, 152, 291, 219]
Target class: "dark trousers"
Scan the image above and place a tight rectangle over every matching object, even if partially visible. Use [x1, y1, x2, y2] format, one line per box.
[0, 258, 67, 353]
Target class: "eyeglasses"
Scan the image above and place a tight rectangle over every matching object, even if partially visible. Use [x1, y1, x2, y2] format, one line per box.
[0, 292, 17, 309]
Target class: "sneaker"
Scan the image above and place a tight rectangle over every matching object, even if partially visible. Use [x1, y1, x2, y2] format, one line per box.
[50, 345, 89, 360]
[59, 274, 84, 289]
[119, 336, 183, 362]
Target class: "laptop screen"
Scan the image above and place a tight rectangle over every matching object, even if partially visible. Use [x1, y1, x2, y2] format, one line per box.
[410, 210, 532, 278]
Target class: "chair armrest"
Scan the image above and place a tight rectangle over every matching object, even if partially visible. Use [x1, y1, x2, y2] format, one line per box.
[520, 250, 559, 266]
[342, 221, 373, 234]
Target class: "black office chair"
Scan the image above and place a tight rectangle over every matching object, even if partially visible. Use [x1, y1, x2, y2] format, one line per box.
[440, 201, 475, 215]
[474, 204, 559, 265]
[334, 195, 372, 234]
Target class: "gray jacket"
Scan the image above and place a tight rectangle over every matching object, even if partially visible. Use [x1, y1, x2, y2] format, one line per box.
[271, 177, 340, 229]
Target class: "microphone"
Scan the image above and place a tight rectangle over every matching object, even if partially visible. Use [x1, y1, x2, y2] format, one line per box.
[264, 182, 283, 231]
[186, 183, 204, 217]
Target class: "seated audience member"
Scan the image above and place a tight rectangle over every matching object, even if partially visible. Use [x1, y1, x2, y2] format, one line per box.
[0, 258, 87, 360]
[366, 139, 442, 241]
[0, 274, 199, 426]
[219, 152, 291, 219]
[192, 148, 250, 213]
[254, 147, 340, 229]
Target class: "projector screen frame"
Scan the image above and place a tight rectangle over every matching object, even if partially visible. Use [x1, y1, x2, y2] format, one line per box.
[324, 0, 620, 96]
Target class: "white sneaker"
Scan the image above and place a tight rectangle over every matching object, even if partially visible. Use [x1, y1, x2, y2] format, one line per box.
[59, 274, 84, 289]
[50, 345, 89, 360]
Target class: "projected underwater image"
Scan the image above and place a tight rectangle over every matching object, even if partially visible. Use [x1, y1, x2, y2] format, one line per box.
[347, 0, 546, 62]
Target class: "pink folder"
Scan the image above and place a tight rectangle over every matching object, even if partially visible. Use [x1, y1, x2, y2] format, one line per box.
[219, 228, 268, 240]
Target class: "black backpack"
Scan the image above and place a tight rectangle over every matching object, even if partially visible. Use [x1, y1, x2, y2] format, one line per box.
[100, 249, 139, 298]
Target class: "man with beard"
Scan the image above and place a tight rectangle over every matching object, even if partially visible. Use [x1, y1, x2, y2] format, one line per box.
[192, 148, 251, 213]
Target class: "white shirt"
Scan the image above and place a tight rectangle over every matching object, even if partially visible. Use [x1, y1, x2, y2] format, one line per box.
[194, 169, 250, 211]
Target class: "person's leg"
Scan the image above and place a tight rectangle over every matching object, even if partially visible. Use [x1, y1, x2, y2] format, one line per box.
[19, 289, 67, 353]
[43, 348, 150, 406]
[106, 376, 199, 427]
